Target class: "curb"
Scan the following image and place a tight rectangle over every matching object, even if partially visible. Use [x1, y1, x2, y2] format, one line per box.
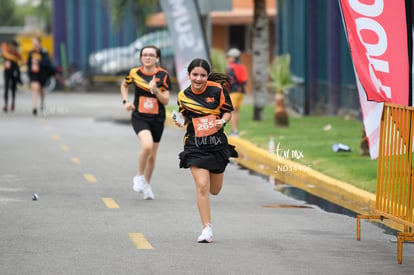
[227, 136, 405, 232]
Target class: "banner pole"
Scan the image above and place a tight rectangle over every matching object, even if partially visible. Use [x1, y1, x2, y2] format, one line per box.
[405, 0, 413, 106]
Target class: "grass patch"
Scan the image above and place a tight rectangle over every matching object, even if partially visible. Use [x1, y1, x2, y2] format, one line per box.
[232, 105, 378, 193]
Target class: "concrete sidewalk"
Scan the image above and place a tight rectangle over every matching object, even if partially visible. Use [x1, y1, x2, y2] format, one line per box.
[1, 90, 414, 274]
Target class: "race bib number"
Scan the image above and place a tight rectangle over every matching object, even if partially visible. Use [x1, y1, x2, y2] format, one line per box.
[138, 97, 159, 114]
[192, 115, 218, 137]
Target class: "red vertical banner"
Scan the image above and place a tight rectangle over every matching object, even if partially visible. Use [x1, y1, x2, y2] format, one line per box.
[339, 0, 411, 158]
[340, 0, 409, 104]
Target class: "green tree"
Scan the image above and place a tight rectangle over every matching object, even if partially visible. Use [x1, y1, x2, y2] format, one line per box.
[12, 0, 52, 31]
[108, 0, 159, 35]
[35, 0, 52, 32]
[0, 0, 20, 26]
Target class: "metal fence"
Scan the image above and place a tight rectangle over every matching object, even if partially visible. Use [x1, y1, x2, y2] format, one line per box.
[357, 103, 414, 264]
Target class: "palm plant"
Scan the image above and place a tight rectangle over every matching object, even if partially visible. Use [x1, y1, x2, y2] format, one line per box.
[268, 54, 294, 127]
[210, 48, 227, 73]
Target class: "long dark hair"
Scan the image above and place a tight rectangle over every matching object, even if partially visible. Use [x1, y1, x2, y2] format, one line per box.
[208, 72, 231, 89]
[187, 58, 231, 90]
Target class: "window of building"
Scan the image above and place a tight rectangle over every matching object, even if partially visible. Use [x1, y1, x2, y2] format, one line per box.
[228, 25, 247, 51]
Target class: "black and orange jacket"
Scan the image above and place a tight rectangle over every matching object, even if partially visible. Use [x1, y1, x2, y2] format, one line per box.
[177, 80, 234, 147]
[178, 80, 233, 118]
[27, 48, 55, 79]
[124, 66, 171, 121]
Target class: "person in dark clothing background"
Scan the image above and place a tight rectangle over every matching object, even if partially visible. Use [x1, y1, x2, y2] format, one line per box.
[2, 40, 22, 112]
[27, 36, 55, 115]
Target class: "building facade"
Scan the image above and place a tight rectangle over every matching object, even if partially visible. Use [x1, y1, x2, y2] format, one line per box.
[277, 0, 359, 115]
[52, 0, 137, 73]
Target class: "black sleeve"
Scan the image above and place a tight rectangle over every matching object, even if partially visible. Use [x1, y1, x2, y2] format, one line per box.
[42, 51, 56, 76]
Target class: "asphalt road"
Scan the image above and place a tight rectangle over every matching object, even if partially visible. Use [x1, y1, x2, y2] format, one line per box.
[1, 89, 414, 275]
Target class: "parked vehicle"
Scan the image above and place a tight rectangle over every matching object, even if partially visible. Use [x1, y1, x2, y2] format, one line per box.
[88, 30, 175, 76]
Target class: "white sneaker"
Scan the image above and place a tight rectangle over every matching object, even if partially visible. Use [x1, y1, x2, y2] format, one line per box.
[229, 131, 239, 137]
[143, 183, 154, 200]
[133, 175, 145, 193]
[197, 224, 213, 243]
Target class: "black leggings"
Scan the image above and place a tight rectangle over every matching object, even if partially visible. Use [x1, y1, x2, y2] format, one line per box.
[4, 74, 17, 105]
